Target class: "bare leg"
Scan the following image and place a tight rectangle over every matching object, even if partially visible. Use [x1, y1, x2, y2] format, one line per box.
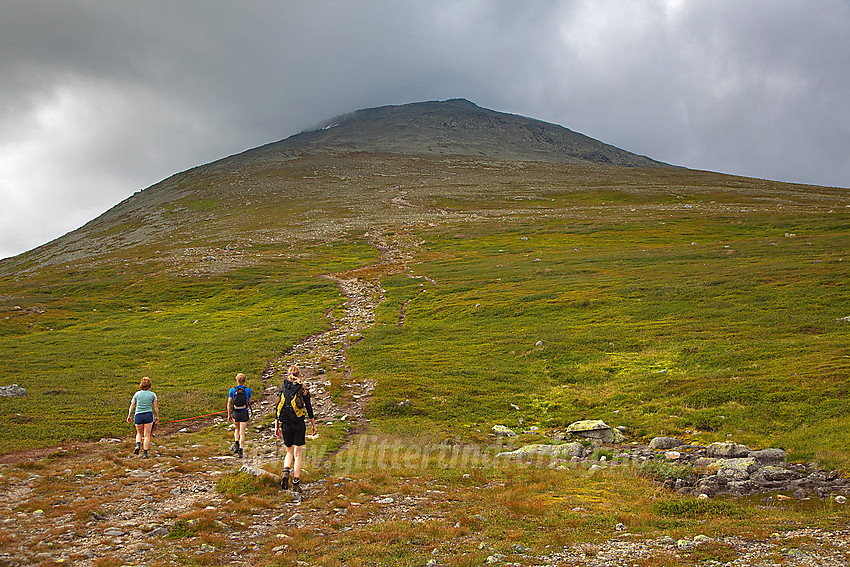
[142, 422, 154, 450]
[293, 445, 303, 478]
[237, 422, 247, 448]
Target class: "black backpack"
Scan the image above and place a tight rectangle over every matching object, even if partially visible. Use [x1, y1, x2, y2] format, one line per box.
[232, 385, 248, 411]
[276, 380, 306, 421]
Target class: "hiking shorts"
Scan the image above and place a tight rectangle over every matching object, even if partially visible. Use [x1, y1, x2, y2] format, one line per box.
[281, 420, 306, 447]
[231, 408, 249, 423]
[134, 411, 154, 425]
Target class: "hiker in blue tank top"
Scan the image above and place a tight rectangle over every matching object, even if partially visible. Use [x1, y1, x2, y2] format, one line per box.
[274, 365, 316, 493]
[227, 372, 253, 458]
[126, 377, 159, 458]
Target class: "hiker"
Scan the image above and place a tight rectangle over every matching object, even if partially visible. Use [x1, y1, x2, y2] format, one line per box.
[126, 376, 159, 458]
[274, 365, 316, 492]
[227, 372, 253, 458]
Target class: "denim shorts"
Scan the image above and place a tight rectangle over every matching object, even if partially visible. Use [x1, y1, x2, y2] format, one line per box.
[134, 411, 154, 425]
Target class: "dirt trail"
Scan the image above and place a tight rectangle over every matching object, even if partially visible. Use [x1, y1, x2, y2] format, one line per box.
[0, 231, 424, 567]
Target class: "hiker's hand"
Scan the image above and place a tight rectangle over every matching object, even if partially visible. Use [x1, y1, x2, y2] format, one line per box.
[311, 424, 317, 435]
[274, 428, 281, 439]
[154, 417, 159, 423]
[228, 414, 233, 422]
[127, 416, 132, 424]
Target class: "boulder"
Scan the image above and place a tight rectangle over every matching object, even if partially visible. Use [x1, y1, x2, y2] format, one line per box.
[650, 437, 682, 450]
[706, 442, 752, 458]
[566, 420, 627, 444]
[0, 384, 26, 398]
[713, 458, 759, 481]
[750, 448, 786, 464]
[496, 442, 585, 460]
[492, 425, 516, 437]
[751, 465, 799, 483]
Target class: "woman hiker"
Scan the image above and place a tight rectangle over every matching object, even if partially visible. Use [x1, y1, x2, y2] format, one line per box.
[127, 376, 159, 458]
[274, 365, 317, 492]
[227, 372, 253, 458]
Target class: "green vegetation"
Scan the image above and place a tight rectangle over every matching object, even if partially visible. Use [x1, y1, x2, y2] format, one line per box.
[351, 213, 850, 467]
[0, 241, 377, 452]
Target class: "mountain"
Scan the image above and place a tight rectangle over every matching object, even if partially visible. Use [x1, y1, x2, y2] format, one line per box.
[255, 98, 668, 167]
[0, 99, 673, 274]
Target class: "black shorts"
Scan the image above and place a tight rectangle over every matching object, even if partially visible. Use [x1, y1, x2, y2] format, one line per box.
[231, 408, 249, 423]
[281, 420, 306, 447]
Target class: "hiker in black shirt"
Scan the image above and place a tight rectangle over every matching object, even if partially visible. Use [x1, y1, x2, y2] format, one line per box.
[274, 365, 316, 492]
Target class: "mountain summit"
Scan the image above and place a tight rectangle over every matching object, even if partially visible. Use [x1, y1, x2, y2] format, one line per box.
[256, 99, 668, 167]
[1, 98, 674, 271]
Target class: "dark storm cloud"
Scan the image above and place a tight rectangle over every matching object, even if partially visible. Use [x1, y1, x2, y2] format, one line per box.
[1, 0, 849, 259]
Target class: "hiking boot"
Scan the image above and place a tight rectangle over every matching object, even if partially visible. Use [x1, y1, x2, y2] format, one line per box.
[292, 479, 302, 493]
[231, 441, 239, 454]
[142, 450, 149, 458]
[133, 444, 140, 455]
[238, 448, 244, 459]
[280, 470, 289, 490]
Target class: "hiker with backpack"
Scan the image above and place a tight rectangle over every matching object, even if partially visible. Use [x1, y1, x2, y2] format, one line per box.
[127, 376, 159, 458]
[274, 365, 316, 492]
[227, 373, 253, 458]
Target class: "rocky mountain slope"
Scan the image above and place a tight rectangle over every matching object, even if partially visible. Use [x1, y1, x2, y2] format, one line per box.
[0, 98, 670, 275]
[259, 98, 669, 167]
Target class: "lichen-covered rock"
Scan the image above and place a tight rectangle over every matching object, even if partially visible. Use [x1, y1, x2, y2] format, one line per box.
[566, 420, 627, 443]
[750, 448, 786, 464]
[706, 442, 752, 458]
[712, 458, 759, 481]
[649, 437, 682, 450]
[492, 425, 516, 437]
[0, 384, 26, 398]
[496, 442, 585, 460]
[751, 465, 799, 483]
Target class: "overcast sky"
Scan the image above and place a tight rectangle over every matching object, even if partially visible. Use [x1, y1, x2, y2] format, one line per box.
[2, 1, 849, 259]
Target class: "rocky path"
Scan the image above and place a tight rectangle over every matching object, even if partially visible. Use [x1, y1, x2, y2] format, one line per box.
[0, 232, 422, 567]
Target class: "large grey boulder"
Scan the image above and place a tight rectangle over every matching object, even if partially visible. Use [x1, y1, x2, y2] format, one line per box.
[751, 448, 786, 464]
[706, 442, 752, 458]
[649, 437, 682, 450]
[0, 384, 26, 398]
[566, 420, 626, 444]
[713, 458, 759, 481]
[496, 443, 585, 460]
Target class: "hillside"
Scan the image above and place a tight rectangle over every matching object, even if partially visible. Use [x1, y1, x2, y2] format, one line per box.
[0, 99, 849, 565]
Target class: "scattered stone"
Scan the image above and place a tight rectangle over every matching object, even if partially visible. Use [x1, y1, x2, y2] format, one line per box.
[492, 425, 516, 437]
[566, 420, 627, 443]
[664, 451, 681, 461]
[836, 495, 847, 504]
[751, 448, 786, 464]
[649, 437, 682, 450]
[706, 442, 752, 458]
[496, 443, 585, 460]
[104, 528, 125, 537]
[0, 384, 26, 398]
[793, 489, 808, 500]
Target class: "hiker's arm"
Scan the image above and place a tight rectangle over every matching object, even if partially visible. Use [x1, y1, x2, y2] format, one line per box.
[153, 399, 159, 423]
[127, 395, 135, 423]
[305, 393, 317, 435]
[226, 395, 233, 421]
